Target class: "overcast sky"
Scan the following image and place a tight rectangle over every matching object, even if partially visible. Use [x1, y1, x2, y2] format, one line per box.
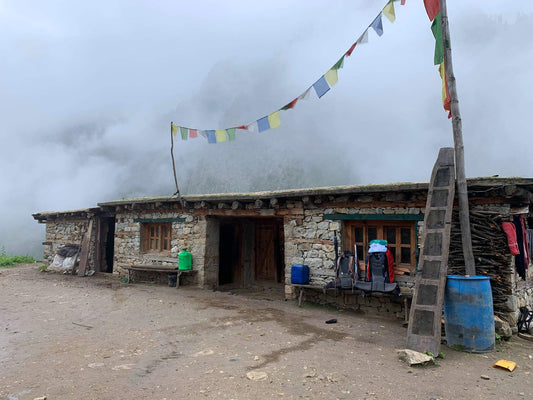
[1, 1, 532, 257]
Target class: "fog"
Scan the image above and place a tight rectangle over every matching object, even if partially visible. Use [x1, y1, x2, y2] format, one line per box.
[1, 1, 532, 257]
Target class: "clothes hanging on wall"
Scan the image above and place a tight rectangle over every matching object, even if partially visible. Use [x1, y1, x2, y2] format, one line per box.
[502, 222, 520, 255]
[513, 215, 529, 280]
[527, 230, 533, 263]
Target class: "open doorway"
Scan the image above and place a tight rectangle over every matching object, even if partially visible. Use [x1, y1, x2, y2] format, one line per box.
[219, 222, 242, 285]
[216, 217, 284, 289]
[96, 216, 115, 273]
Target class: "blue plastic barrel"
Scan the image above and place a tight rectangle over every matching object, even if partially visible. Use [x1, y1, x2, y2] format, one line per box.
[291, 264, 310, 284]
[444, 275, 495, 353]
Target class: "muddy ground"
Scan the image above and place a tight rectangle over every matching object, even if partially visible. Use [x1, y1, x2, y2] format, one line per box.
[1, 265, 532, 400]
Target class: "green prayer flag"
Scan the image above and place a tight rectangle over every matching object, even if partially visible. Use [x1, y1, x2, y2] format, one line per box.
[227, 128, 236, 141]
[180, 127, 188, 140]
[431, 12, 443, 65]
[333, 56, 345, 70]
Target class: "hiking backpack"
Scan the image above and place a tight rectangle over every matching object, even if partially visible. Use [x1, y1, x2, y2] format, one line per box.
[336, 251, 357, 289]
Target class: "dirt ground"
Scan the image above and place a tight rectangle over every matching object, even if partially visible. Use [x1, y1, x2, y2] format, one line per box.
[1, 265, 532, 400]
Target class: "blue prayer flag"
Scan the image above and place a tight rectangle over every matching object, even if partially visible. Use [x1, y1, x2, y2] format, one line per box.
[206, 130, 217, 144]
[257, 116, 270, 132]
[371, 14, 383, 36]
[313, 76, 330, 98]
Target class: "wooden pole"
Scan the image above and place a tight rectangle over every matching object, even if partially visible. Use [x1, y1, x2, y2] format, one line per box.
[170, 122, 184, 207]
[439, 0, 476, 276]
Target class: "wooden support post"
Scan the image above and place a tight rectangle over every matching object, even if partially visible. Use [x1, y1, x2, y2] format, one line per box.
[439, 0, 475, 275]
[170, 122, 184, 208]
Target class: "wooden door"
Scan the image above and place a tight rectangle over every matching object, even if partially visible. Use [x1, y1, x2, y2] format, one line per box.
[255, 222, 277, 281]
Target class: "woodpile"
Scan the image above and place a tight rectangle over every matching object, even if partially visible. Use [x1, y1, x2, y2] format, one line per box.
[448, 209, 513, 317]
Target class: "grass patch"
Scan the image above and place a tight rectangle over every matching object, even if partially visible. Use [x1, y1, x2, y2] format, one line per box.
[0, 247, 38, 268]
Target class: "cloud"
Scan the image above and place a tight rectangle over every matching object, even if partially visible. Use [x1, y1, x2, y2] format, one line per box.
[0, 1, 532, 257]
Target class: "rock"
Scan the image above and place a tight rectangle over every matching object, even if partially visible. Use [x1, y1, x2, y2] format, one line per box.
[34, 397, 47, 400]
[494, 316, 513, 340]
[397, 349, 435, 366]
[246, 371, 268, 381]
[480, 375, 490, 380]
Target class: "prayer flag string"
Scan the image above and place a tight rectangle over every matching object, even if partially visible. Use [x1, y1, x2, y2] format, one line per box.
[171, 0, 405, 144]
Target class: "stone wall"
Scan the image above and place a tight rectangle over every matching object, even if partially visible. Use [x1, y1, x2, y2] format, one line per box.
[43, 217, 95, 270]
[282, 202, 423, 317]
[113, 208, 206, 286]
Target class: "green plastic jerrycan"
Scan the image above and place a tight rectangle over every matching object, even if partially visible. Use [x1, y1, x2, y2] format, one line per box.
[178, 248, 192, 270]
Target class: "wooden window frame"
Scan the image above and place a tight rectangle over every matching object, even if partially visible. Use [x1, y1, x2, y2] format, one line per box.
[343, 220, 417, 272]
[141, 222, 172, 254]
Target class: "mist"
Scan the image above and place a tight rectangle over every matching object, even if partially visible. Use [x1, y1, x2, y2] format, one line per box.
[1, 1, 532, 257]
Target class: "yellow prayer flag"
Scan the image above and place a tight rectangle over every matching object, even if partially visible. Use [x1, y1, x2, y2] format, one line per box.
[171, 123, 178, 136]
[383, 2, 396, 23]
[215, 129, 227, 142]
[439, 62, 447, 106]
[324, 68, 338, 87]
[268, 111, 281, 129]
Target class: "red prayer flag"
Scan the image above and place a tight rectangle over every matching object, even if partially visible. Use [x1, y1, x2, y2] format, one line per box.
[345, 42, 357, 57]
[235, 125, 248, 130]
[189, 129, 198, 138]
[401, 0, 406, 5]
[424, 0, 440, 21]
[282, 98, 298, 110]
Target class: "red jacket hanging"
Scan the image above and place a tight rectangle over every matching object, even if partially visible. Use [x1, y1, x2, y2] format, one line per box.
[502, 222, 520, 255]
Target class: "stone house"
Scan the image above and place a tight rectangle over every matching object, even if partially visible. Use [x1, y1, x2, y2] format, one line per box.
[33, 177, 533, 329]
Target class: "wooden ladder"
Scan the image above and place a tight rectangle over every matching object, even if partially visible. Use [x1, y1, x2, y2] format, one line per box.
[406, 147, 456, 356]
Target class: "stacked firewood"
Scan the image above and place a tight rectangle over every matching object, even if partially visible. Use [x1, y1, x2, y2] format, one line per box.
[448, 209, 513, 317]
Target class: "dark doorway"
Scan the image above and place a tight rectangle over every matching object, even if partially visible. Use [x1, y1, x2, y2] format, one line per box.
[97, 217, 115, 273]
[219, 222, 242, 285]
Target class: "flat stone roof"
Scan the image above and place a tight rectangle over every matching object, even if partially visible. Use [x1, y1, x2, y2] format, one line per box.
[33, 177, 533, 219]
[97, 177, 533, 207]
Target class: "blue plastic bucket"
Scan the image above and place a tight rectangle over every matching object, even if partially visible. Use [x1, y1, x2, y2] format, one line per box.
[444, 275, 495, 353]
[291, 264, 310, 284]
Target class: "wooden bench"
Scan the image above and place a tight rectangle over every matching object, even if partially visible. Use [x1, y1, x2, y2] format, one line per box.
[291, 283, 413, 321]
[123, 264, 197, 288]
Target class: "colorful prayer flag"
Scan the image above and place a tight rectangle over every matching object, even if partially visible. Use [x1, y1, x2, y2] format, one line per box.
[438, 62, 452, 118]
[227, 128, 236, 141]
[383, 2, 396, 23]
[257, 116, 270, 132]
[180, 127, 188, 140]
[370, 14, 383, 36]
[313, 76, 330, 98]
[431, 12, 443, 65]
[171, 123, 178, 136]
[198, 130, 207, 138]
[324, 68, 338, 87]
[298, 87, 311, 101]
[215, 129, 227, 142]
[268, 111, 281, 129]
[189, 129, 198, 138]
[281, 98, 298, 110]
[401, 0, 406, 5]
[345, 42, 357, 57]
[247, 121, 258, 132]
[424, 0, 440, 21]
[333, 56, 345, 70]
[235, 125, 248, 130]
[357, 30, 369, 44]
[206, 130, 216, 144]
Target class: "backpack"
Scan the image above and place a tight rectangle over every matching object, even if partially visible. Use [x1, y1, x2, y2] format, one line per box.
[336, 251, 357, 289]
[355, 250, 398, 293]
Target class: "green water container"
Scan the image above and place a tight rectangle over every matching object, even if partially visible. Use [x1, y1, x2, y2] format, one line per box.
[178, 248, 192, 270]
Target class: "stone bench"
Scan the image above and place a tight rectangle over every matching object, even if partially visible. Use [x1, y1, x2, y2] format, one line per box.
[123, 264, 197, 288]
